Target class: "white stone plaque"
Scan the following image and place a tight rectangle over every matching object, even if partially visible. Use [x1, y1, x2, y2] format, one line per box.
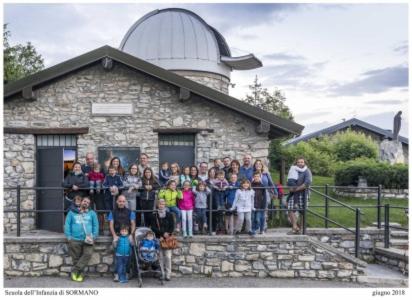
[92, 103, 133, 116]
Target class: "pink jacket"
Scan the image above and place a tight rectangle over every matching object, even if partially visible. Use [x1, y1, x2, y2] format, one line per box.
[178, 190, 195, 210]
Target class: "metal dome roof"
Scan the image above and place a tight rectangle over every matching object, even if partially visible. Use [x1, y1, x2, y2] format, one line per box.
[120, 8, 261, 78]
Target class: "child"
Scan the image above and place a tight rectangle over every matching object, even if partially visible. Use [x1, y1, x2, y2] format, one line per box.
[122, 164, 142, 211]
[88, 163, 105, 194]
[68, 195, 82, 213]
[179, 180, 195, 238]
[158, 180, 183, 232]
[159, 162, 171, 187]
[231, 179, 255, 236]
[211, 170, 229, 234]
[115, 225, 132, 283]
[251, 172, 268, 234]
[139, 230, 160, 263]
[103, 166, 124, 211]
[190, 166, 199, 187]
[192, 181, 210, 234]
[225, 173, 239, 235]
[180, 166, 191, 187]
[169, 163, 180, 187]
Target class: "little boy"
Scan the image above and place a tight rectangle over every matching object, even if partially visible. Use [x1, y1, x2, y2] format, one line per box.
[211, 170, 229, 234]
[139, 230, 160, 262]
[88, 163, 105, 194]
[103, 166, 124, 211]
[251, 172, 267, 234]
[225, 173, 239, 235]
[68, 195, 82, 213]
[159, 162, 171, 187]
[115, 225, 132, 283]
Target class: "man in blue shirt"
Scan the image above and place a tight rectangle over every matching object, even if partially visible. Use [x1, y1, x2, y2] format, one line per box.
[239, 154, 254, 181]
[65, 197, 98, 282]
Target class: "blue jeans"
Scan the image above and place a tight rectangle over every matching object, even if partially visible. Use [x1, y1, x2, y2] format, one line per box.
[213, 191, 226, 208]
[167, 206, 181, 223]
[252, 210, 265, 233]
[116, 255, 129, 282]
[196, 208, 207, 229]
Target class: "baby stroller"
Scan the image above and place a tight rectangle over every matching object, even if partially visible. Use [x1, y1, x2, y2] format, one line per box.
[134, 227, 164, 287]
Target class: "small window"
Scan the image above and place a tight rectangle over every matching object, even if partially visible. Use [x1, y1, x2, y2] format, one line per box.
[159, 134, 195, 146]
[36, 135, 76, 147]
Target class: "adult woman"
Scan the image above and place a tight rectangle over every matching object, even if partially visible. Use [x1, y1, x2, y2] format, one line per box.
[122, 164, 142, 211]
[190, 165, 199, 186]
[228, 159, 241, 180]
[139, 168, 160, 226]
[169, 163, 180, 186]
[148, 199, 175, 281]
[109, 157, 126, 177]
[253, 159, 278, 233]
[205, 167, 216, 186]
[62, 162, 89, 209]
[287, 157, 312, 234]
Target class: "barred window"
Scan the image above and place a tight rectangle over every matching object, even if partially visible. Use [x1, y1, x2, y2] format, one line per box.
[36, 135, 76, 147]
[159, 134, 195, 146]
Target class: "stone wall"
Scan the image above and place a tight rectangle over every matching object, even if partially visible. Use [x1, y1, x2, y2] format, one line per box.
[374, 247, 409, 275]
[4, 234, 366, 281]
[173, 70, 230, 94]
[334, 188, 408, 200]
[3, 134, 36, 232]
[306, 228, 384, 262]
[4, 62, 270, 233]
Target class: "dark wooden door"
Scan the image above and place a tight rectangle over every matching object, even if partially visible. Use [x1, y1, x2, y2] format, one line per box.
[36, 148, 64, 232]
[159, 134, 195, 170]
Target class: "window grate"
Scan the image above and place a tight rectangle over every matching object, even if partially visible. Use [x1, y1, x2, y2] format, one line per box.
[159, 134, 194, 146]
[36, 135, 76, 147]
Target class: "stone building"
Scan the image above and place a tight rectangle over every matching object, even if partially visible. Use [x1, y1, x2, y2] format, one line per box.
[3, 8, 303, 233]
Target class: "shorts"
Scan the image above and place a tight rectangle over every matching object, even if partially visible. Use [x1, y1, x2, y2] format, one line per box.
[287, 191, 306, 212]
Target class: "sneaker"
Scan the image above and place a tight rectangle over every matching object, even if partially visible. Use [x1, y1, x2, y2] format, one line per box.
[120, 280, 128, 284]
[76, 274, 84, 282]
[248, 231, 256, 236]
[71, 272, 78, 282]
[183, 232, 188, 238]
[113, 274, 119, 282]
[96, 189, 101, 194]
[211, 231, 216, 236]
[165, 277, 171, 281]
[259, 231, 264, 235]
[89, 189, 94, 195]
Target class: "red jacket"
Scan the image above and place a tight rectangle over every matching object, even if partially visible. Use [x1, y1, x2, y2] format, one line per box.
[88, 171, 105, 182]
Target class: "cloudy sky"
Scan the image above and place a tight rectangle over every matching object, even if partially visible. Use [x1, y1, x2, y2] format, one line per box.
[4, 2, 409, 137]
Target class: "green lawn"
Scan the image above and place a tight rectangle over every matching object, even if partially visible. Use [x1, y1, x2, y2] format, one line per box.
[270, 171, 408, 228]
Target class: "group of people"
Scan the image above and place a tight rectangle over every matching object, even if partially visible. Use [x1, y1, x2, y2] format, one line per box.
[63, 152, 312, 282]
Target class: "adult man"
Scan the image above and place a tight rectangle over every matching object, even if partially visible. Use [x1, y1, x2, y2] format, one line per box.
[108, 194, 136, 281]
[222, 157, 231, 179]
[138, 153, 151, 175]
[198, 162, 208, 181]
[81, 152, 95, 176]
[239, 154, 254, 181]
[64, 197, 99, 282]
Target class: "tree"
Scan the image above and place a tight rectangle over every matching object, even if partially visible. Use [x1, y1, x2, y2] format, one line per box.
[243, 75, 293, 120]
[4, 23, 45, 83]
[242, 75, 294, 172]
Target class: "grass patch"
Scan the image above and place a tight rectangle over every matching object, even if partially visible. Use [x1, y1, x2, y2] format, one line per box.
[270, 170, 408, 228]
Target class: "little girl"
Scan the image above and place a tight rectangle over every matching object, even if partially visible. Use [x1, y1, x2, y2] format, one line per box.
[230, 179, 255, 236]
[179, 180, 195, 238]
[159, 162, 171, 187]
[158, 180, 183, 232]
[180, 166, 191, 187]
[192, 181, 211, 234]
[122, 164, 142, 211]
[88, 163, 105, 194]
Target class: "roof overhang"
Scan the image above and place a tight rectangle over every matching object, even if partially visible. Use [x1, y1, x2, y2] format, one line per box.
[221, 54, 263, 70]
[4, 45, 303, 138]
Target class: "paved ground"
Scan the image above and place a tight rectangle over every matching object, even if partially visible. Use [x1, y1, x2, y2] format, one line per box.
[3, 275, 405, 288]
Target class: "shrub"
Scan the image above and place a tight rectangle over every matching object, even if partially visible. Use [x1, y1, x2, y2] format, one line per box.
[281, 142, 336, 176]
[332, 130, 379, 161]
[335, 159, 408, 189]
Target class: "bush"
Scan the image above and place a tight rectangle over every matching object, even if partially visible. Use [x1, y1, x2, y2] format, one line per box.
[332, 130, 379, 161]
[335, 159, 408, 189]
[281, 142, 336, 176]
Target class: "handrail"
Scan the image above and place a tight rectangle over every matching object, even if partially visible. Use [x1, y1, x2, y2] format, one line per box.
[309, 187, 364, 214]
[311, 185, 379, 189]
[306, 209, 356, 234]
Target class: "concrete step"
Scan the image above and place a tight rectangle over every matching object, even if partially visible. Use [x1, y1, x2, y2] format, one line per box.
[390, 231, 409, 239]
[358, 264, 408, 286]
[372, 222, 401, 227]
[376, 239, 409, 250]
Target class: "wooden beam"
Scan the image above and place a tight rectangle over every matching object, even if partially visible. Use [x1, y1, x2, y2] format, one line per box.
[256, 120, 270, 134]
[4, 127, 89, 134]
[153, 128, 213, 134]
[22, 86, 36, 101]
[179, 87, 191, 101]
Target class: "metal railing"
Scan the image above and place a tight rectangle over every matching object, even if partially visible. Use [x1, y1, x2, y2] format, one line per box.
[4, 184, 409, 257]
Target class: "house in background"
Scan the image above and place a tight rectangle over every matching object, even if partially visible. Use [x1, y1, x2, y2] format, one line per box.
[284, 118, 408, 163]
